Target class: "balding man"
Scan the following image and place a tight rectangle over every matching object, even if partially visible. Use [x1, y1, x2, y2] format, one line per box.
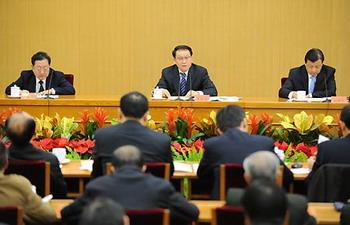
[226, 151, 316, 225]
[6, 112, 67, 198]
[62, 145, 199, 225]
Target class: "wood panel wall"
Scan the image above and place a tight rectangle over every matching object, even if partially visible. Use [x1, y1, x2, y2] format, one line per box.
[0, 0, 349, 97]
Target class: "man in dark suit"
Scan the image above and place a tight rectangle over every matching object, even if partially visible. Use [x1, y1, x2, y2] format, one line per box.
[226, 151, 316, 225]
[62, 145, 199, 225]
[242, 180, 288, 225]
[307, 105, 350, 180]
[6, 112, 67, 198]
[5, 51, 75, 95]
[197, 105, 293, 199]
[91, 91, 174, 178]
[279, 48, 336, 98]
[155, 45, 217, 98]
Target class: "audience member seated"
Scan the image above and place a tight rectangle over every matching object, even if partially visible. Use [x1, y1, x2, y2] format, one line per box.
[155, 45, 217, 98]
[279, 48, 336, 99]
[5, 51, 75, 96]
[341, 204, 350, 225]
[79, 197, 129, 225]
[307, 105, 350, 181]
[226, 151, 316, 225]
[0, 142, 57, 225]
[197, 105, 293, 199]
[242, 180, 287, 225]
[92, 91, 174, 178]
[61, 145, 199, 225]
[6, 112, 67, 198]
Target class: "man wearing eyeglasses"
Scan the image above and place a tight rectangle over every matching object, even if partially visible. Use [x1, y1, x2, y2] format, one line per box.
[5, 51, 75, 96]
[155, 45, 217, 98]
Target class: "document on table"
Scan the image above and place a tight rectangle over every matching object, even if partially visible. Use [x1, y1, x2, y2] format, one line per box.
[174, 161, 199, 173]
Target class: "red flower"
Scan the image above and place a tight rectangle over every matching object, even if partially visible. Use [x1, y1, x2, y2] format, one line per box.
[295, 143, 316, 157]
[80, 110, 91, 134]
[69, 139, 95, 154]
[0, 107, 22, 125]
[38, 138, 55, 151]
[172, 142, 182, 152]
[193, 139, 204, 151]
[248, 114, 259, 135]
[261, 112, 273, 125]
[93, 108, 108, 128]
[54, 138, 70, 148]
[274, 141, 289, 151]
[166, 109, 176, 136]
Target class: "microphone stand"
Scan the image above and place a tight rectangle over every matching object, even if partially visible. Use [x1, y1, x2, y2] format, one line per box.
[176, 73, 183, 101]
[187, 72, 194, 101]
[43, 69, 54, 99]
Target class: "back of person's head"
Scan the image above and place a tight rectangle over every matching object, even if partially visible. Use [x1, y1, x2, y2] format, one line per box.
[216, 105, 245, 132]
[31, 51, 51, 65]
[242, 180, 287, 224]
[120, 92, 148, 119]
[6, 112, 36, 146]
[340, 105, 350, 130]
[172, 45, 193, 58]
[79, 197, 126, 225]
[0, 142, 8, 170]
[304, 48, 324, 63]
[243, 151, 280, 182]
[112, 145, 144, 169]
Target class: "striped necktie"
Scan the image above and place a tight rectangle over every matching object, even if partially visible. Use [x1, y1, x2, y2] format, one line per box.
[309, 76, 316, 94]
[179, 72, 187, 96]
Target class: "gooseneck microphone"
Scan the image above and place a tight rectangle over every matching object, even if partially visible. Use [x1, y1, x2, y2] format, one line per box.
[44, 69, 54, 99]
[324, 73, 330, 102]
[176, 73, 183, 101]
[188, 72, 194, 101]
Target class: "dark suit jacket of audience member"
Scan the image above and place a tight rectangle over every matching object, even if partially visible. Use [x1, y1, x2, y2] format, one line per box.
[5, 69, 75, 95]
[341, 205, 350, 225]
[156, 64, 218, 96]
[61, 165, 199, 225]
[92, 120, 174, 178]
[278, 64, 336, 98]
[197, 128, 293, 199]
[307, 134, 350, 182]
[8, 144, 67, 198]
[226, 188, 317, 225]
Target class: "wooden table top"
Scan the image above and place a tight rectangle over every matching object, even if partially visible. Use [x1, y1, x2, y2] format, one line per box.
[51, 199, 339, 224]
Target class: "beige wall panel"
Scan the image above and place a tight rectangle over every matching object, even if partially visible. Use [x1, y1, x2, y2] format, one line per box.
[1, 0, 349, 98]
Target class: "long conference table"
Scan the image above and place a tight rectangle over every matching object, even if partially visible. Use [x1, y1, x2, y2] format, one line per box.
[0, 95, 347, 121]
[51, 199, 340, 225]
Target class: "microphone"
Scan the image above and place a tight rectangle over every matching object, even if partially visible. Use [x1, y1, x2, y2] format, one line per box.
[323, 72, 330, 102]
[176, 72, 183, 101]
[43, 69, 54, 99]
[188, 72, 194, 101]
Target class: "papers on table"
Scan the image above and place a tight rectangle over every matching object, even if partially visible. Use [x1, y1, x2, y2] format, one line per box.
[174, 161, 199, 174]
[36, 95, 59, 99]
[80, 160, 93, 171]
[291, 168, 310, 174]
[288, 97, 331, 102]
[168, 96, 192, 101]
[209, 96, 241, 102]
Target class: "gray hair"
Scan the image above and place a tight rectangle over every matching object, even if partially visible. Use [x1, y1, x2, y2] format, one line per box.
[112, 145, 144, 168]
[243, 151, 280, 181]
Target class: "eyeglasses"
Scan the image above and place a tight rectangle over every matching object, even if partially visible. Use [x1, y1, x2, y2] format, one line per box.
[175, 56, 192, 61]
[33, 66, 50, 72]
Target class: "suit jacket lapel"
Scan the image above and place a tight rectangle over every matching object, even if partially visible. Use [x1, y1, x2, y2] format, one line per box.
[301, 66, 309, 92]
[315, 67, 326, 91]
[186, 65, 194, 91]
[29, 72, 37, 93]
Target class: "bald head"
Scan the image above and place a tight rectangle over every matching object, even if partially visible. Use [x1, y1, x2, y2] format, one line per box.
[112, 145, 144, 169]
[243, 151, 280, 182]
[6, 112, 36, 146]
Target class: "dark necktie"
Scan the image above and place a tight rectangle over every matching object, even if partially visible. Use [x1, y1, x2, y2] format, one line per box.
[179, 73, 187, 96]
[39, 80, 44, 92]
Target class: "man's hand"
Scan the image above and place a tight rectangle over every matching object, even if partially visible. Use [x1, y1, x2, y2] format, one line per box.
[288, 91, 297, 99]
[185, 90, 203, 97]
[160, 88, 171, 98]
[39, 88, 55, 95]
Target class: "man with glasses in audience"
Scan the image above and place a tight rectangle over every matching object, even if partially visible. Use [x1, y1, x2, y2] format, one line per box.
[155, 45, 217, 98]
[5, 51, 75, 95]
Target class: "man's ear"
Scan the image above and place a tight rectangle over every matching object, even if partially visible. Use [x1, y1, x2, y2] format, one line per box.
[244, 173, 252, 184]
[123, 215, 130, 225]
[141, 112, 149, 125]
[240, 118, 248, 132]
[217, 128, 224, 135]
[141, 165, 147, 172]
[119, 109, 125, 122]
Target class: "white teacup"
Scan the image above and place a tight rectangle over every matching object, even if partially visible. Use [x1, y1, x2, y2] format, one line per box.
[296, 90, 306, 99]
[80, 160, 93, 171]
[153, 88, 163, 99]
[52, 148, 67, 163]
